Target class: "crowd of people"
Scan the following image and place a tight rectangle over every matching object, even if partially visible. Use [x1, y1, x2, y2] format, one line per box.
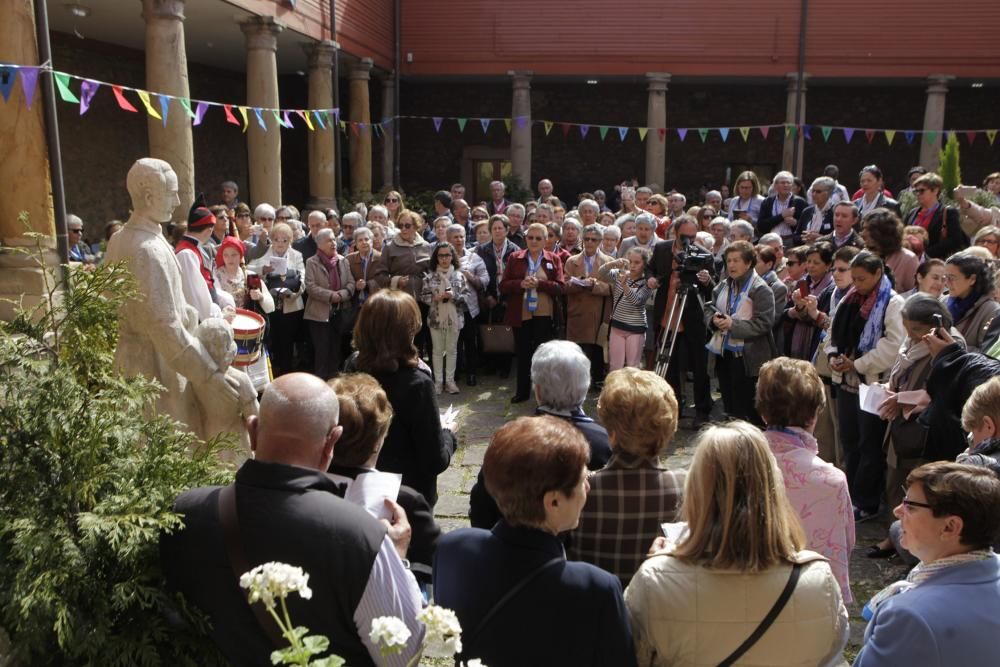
[146, 166, 1000, 666]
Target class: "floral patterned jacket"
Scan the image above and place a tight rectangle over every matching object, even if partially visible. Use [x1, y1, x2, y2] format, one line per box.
[420, 267, 470, 331]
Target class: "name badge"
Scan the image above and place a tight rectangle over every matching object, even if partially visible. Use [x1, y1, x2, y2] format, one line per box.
[545, 263, 553, 270]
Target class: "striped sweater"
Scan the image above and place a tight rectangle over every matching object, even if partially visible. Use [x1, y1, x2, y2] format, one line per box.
[599, 266, 651, 333]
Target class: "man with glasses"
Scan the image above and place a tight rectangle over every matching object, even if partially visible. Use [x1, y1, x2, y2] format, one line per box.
[758, 171, 807, 248]
[339, 212, 364, 255]
[67, 214, 97, 264]
[800, 177, 837, 245]
[564, 224, 613, 389]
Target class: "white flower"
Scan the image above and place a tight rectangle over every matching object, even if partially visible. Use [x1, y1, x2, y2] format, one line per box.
[239, 562, 313, 609]
[369, 616, 412, 654]
[417, 605, 463, 657]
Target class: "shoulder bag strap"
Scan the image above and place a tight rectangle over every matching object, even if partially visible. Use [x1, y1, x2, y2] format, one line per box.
[463, 556, 564, 652]
[717, 562, 802, 667]
[218, 484, 286, 649]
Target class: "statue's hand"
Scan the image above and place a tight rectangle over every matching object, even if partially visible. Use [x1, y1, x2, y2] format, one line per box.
[208, 371, 240, 404]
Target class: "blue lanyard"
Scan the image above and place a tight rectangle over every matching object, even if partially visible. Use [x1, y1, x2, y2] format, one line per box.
[583, 252, 594, 276]
[765, 426, 811, 450]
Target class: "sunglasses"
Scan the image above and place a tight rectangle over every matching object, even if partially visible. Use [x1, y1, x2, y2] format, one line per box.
[399, 223, 414, 229]
[276, 215, 291, 221]
[584, 237, 601, 242]
[900, 486, 933, 510]
[385, 197, 399, 203]
[526, 235, 545, 241]
[259, 216, 275, 222]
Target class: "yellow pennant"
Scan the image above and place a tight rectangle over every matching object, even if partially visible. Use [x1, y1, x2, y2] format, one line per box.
[544, 121, 553, 136]
[136, 90, 161, 120]
[638, 128, 649, 141]
[739, 127, 750, 142]
[238, 106, 249, 133]
[503, 118, 512, 133]
[885, 130, 897, 145]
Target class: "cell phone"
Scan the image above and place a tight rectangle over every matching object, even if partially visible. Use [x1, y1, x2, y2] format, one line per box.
[246, 272, 262, 290]
[798, 282, 809, 298]
[933, 313, 944, 331]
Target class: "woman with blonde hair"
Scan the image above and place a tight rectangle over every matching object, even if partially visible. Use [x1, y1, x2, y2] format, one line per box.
[727, 170, 765, 226]
[625, 421, 849, 667]
[382, 190, 405, 223]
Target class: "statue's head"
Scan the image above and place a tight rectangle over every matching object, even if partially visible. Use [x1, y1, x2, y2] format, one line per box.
[194, 318, 237, 370]
[126, 158, 180, 224]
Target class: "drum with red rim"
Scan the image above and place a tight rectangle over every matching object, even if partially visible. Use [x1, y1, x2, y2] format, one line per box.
[230, 308, 266, 367]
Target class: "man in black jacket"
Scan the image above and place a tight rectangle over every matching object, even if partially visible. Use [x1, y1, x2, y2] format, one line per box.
[647, 216, 715, 424]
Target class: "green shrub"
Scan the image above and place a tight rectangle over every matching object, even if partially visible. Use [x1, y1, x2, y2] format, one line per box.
[939, 132, 962, 200]
[0, 229, 229, 666]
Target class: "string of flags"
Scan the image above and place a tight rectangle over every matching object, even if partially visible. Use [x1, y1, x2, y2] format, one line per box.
[2, 62, 998, 147]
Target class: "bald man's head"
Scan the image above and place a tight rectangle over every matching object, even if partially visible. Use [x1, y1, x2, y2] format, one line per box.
[250, 373, 342, 469]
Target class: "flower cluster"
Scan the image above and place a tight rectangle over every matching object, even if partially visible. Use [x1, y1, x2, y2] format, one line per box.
[369, 616, 412, 655]
[239, 562, 313, 610]
[416, 605, 463, 657]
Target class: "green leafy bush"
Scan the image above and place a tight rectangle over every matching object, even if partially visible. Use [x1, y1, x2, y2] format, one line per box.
[939, 132, 962, 200]
[0, 231, 230, 666]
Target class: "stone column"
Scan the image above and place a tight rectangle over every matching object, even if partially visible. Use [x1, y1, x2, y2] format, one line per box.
[919, 74, 954, 172]
[782, 73, 808, 176]
[303, 40, 337, 209]
[381, 74, 395, 190]
[644, 73, 670, 188]
[0, 0, 60, 320]
[510, 71, 532, 190]
[142, 0, 194, 223]
[348, 58, 374, 194]
[241, 16, 284, 206]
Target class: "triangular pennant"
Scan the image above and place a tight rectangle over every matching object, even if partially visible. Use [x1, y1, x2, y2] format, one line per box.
[656, 128, 666, 141]
[925, 131, 938, 145]
[516, 115, 527, 129]
[271, 109, 283, 128]
[193, 102, 209, 126]
[988, 130, 998, 146]
[638, 127, 648, 141]
[339, 120, 347, 132]
[158, 95, 170, 126]
[238, 106, 249, 132]
[739, 127, 750, 142]
[19, 67, 39, 109]
[504, 118, 512, 133]
[350, 122, 360, 136]
[457, 117, 467, 132]
[618, 127, 628, 141]
[580, 124, 590, 138]
[0, 66, 16, 103]
[178, 97, 196, 119]
[254, 108, 267, 130]
[311, 110, 325, 129]
[54, 72, 79, 103]
[803, 125, 812, 140]
[359, 122, 368, 134]
[543, 121, 553, 136]
[865, 129, 875, 144]
[821, 126, 833, 142]
[136, 90, 161, 119]
[697, 128, 709, 143]
[79, 79, 99, 115]
[598, 126, 609, 140]
[843, 128, 855, 143]
[759, 126, 770, 140]
[719, 128, 730, 142]
[965, 131, 977, 145]
[223, 104, 239, 126]
[480, 118, 491, 133]
[784, 124, 793, 138]
[885, 130, 896, 145]
[560, 123, 571, 137]
[283, 110, 294, 128]
[112, 85, 138, 112]
[904, 131, 916, 144]
[433, 117, 443, 132]
[296, 110, 313, 130]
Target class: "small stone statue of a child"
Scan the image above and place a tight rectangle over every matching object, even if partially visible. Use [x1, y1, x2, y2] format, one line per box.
[192, 318, 259, 460]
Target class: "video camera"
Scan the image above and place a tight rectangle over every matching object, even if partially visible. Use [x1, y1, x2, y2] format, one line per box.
[675, 239, 714, 285]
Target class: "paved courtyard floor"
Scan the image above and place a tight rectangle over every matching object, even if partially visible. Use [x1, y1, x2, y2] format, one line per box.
[435, 372, 907, 661]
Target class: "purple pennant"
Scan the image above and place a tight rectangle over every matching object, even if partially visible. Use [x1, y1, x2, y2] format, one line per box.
[677, 128, 688, 141]
[803, 124, 812, 140]
[580, 124, 590, 138]
[843, 127, 856, 143]
[19, 67, 39, 109]
[79, 79, 99, 115]
[516, 115, 528, 129]
[283, 110, 294, 128]
[158, 95, 170, 126]
[0, 66, 15, 103]
[193, 102, 209, 126]
[359, 122, 367, 134]
[432, 117, 443, 132]
[904, 131, 916, 144]
[480, 118, 491, 133]
[334, 108, 341, 122]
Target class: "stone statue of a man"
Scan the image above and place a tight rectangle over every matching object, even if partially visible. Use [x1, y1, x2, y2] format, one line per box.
[104, 158, 240, 439]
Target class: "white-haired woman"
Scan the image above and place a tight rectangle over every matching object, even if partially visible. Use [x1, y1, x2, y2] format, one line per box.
[304, 227, 356, 379]
[602, 223, 621, 257]
[447, 223, 488, 386]
[248, 221, 305, 376]
[468, 340, 613, 529]
[709, 216, 731, 274]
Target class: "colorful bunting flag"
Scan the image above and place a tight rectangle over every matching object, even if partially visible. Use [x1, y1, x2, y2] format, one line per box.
[543, 121, 553, 136]
[179, 97, 196, 119]
[19, 67, 39, 109]
[271, 109, 283, 128]
[865, 130, 875, 144]
[803, 125, 811, 140]
[457, 118, 467, 132]
[54, 72, 79, 103]
[759, 126, 770, 140]
[739, 127, 750, 142]
[560, 123, 571, 137]
[112, 85, 138, 112]
[516, 116, 527, 129]
[598, 125, 609, 140]
[698, 128, 709, 143]
[193, 102, 208, 126]
[480, 118, 491, 133]
[254, 107, 267, 130]
[158, 95, 170, 126]
[339, 120, 347, 132]
[965, 131, 977, 145]
[433, 117, 443, 132]
[677, 128, 688, 142]
[638, 127, 648, 141]
[925, 131, 938, 145]
[580, 125, 590, 138]
[719, 128, 730, 142]
[843, 128, 855, 143]
[238, 106, 249, 132]
[784, 124, 794, 139]
[904, 131, 916, 144]
[283, 110, 294, 128]
[618, 127, 628, 141]
[988, 130, 997, 146]
[313, 110, 326, 129]
[0, 66, 15, 103]
[503, 118, 512, 133]
[821, 126, 832, 142]
[885, 130, 896, 145]
[223, 104, 239, 126]
[136, 90, 160, 119]
[656, 128, 666, 141]
[351, 122, 360, 136]
[79, 79, 99, 115]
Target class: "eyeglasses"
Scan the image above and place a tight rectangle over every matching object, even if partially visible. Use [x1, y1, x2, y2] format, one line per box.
[259, 216, 275, 222]
[701, 213, 714, 219]
[912, 188, 929, 195]
[384, 197, 399, 203]
[472, 215, 488, 221]
[526, 235, 545, 241]
[399, 223, 414, 229]
[276, 215, 291, 221]
[437, 253, 453, 257]
[943, 273, 964, 283]
[980, 239, 1000, 246]
[69, 228, 83, 233]
[236, 213, 251, 218]
[900, 486, 934, 511]
[583, 237, 601, 243]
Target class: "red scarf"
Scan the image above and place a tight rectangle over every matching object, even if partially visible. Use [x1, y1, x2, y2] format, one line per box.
[317, 249, 341, 291]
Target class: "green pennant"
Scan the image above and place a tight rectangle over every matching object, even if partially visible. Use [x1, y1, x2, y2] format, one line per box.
[697, 128, 709, 143]
[785, 124, 797, 138]
[457, 118, 468, 132]
[599, 125, 609, 140]
[925, 131, 938, 145]
[821, 126, 832, 142]
[53, 72, 79, 103]
[178, 97, 196, 119]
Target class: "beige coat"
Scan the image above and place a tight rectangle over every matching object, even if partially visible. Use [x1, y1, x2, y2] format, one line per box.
[563, 250, 612, 344]
[372, 237, 431, 302]
[625, 551, 849, 667]
[303, 254, 356, 323]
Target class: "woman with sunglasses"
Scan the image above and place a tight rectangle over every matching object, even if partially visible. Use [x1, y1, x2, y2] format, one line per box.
[373, 209, 433, 356]
[382, 190, 405, 224]
[854, 462, 1000, 667]
[903, 173, 969, 259]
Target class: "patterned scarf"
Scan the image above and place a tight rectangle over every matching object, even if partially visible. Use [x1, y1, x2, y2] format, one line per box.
[317, 248, 341, 292]
[863, 549, 994, 620]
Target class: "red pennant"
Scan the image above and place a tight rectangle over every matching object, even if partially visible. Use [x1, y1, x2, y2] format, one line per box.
[559, 123, 571, 138]
[865, 130, 876, 144]
[111, 85, 138, 113]
[223, 104, 240, 126]
[965, 131, 978, 145]
[657, 128, 667, 141]
[350, 122, 360, 136]
[759, 126, 770, 140]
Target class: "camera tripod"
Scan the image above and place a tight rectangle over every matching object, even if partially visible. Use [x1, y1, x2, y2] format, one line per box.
[654, 284, 695, 379]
